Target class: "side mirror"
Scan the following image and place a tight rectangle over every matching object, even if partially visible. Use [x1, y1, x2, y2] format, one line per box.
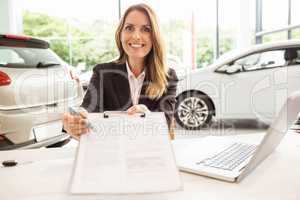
[268, 61, 275, 65]
[261, 61, 275, 67]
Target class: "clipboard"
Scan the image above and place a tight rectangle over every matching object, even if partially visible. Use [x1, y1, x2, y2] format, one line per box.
[101, 111, 175, 140]
[69, 112, 182, 194]
[102, 111, 146, 118]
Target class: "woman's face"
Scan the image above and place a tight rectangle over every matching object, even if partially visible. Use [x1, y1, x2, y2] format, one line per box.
[121, 10, 153, 63]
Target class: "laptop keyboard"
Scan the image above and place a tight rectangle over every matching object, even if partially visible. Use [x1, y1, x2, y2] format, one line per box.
[197, 142, 257, 171]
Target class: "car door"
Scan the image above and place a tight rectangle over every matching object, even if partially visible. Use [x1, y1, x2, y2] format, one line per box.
[216, 49, 287, 122]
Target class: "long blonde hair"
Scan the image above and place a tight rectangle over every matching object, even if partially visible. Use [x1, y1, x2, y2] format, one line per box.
[115, 3, 168, 99]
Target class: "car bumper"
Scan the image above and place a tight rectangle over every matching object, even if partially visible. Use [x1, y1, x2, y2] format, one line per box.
[0, 133, 70, 150]
[0, 97, 82, 149]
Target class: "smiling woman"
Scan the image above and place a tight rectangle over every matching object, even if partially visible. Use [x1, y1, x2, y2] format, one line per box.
[115, 4, 169, 99]
[62, 3, 179, 140]
[120, 10, 153, 76]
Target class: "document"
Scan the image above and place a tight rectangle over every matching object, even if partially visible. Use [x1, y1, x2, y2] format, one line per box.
[69, 112, 182, 194]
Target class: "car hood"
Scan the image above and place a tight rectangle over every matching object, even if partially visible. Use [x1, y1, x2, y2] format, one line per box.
[176, 66, 222, 98]
[178, 67, 216, 80]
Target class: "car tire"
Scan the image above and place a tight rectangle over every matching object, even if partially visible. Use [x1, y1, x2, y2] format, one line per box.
[175, 92, 214, 130]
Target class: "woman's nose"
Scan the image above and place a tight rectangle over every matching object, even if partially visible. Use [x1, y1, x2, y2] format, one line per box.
[132, 30, 141, 39]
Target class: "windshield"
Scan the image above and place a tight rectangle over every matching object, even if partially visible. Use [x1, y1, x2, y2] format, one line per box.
[0, 46, 64, 68]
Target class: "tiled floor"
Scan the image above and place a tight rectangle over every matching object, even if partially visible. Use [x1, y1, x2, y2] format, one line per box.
[65, 119, 269, 147]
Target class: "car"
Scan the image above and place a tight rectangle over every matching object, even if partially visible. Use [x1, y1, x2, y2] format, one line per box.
[175, 40, 300, 129]
[0, 34, 84, 150]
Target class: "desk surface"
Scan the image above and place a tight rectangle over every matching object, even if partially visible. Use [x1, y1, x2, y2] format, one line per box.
[1, 132, 300, 200]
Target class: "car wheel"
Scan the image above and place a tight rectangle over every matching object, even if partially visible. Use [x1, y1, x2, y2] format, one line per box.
[175, 92, 214, 130]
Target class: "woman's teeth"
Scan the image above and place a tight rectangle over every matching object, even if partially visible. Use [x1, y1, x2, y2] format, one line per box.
[130, 44, 143, 48]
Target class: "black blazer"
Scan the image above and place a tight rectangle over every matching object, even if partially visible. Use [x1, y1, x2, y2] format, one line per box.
[81, 61, 178, 127]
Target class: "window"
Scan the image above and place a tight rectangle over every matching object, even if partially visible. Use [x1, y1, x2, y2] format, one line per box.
[258, 0, 300, 43]
[296, 49, 300, 64]
[235, 53, 260, 66]
[219, 0, 239, 55]
[23, 0, 119, 71]
[291, 28, 300, 39]
[291, 0, 300, 26]
[262, 0, 288, 31]
[284, 48, 300, 65]
[262, 32, 287, 43]
[234, 50, 285, 71]
[0, 46, 63, 68]
[0, 48, 24, 64]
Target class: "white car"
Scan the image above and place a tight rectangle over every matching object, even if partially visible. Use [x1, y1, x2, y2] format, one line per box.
[0, 34, 84, 149]
[175, 40, 300, 129]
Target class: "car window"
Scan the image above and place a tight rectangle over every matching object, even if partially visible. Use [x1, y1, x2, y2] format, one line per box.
[0, 49, 25, 64]
[0, 46, 63, 68]
[284, 48, 300, 66]
[235, 54, 260, 66]
[234, 50, 285, 71]
[296, 49, 300, 64]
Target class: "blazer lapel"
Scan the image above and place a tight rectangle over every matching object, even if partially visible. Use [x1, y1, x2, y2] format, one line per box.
[112, 63, 133, 109]
[138, 72, 150, 105]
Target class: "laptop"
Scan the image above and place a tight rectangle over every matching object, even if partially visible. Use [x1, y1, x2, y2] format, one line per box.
[173, 92, 300, 182]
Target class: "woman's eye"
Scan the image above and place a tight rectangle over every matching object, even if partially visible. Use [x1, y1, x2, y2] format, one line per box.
[143, 27, 151, 33]
[124, 26, 133, 31]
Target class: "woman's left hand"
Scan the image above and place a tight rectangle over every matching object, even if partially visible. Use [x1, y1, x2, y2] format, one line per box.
[127, 104, 150, 115]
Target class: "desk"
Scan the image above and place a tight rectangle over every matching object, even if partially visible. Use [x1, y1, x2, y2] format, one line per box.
[1, 132, 300, 200]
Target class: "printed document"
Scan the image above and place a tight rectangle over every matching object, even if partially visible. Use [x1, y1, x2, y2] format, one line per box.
[69, 112, 182, 194]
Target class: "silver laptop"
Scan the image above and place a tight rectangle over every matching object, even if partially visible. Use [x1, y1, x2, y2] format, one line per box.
[173, 92, 300, 182]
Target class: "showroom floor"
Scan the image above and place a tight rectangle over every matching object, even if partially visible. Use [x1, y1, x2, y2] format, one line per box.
[64, 119, 269, 147]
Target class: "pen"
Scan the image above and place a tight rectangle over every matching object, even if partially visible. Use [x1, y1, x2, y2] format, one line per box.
[68, 107, 96, 132]
[1, 160, 33, 167]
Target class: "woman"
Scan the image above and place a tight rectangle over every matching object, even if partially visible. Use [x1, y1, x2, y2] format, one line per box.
[63, 3, 178, 140]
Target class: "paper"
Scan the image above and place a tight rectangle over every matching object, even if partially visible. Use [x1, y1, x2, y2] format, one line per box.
[69, 112, 182, 194]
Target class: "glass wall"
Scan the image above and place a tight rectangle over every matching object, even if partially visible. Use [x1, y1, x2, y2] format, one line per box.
[262, 32, 287, 43]
[291, 29, 300, 39]
[291, 0, 300, 26]
[121, 0, 192, 67]
[257, 0, 300, 43]
[22, 0, 119, 71]
[262, 0, 288, 31]
[122, 0, 217, 68]
[291, 0, 300, 39]
[22, 0, 256, 70]
[218, 0, 239, 56]
[192, 1, 216, 67]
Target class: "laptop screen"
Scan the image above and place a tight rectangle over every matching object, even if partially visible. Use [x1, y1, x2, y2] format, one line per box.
[237, 91, 300, 182]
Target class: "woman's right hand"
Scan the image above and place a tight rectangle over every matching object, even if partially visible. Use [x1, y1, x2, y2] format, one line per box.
[62, 108, 89, 140]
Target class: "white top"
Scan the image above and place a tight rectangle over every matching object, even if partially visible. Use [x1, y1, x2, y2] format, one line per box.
[126, 61, 145, 105]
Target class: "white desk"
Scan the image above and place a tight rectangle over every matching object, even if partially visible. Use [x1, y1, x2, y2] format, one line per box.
[1, 132, 300, 200]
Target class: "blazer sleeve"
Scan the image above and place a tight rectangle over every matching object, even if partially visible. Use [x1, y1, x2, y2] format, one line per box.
[80, 65, 102, 112]
[157, 68, 179, 128]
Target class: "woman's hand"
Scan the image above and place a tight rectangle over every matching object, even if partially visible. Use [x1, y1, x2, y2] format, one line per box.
[127, 104, 150, 115]
[62, 108, 89, 140]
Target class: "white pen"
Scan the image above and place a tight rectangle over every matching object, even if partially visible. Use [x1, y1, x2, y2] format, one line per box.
[68, 107, 96, 132]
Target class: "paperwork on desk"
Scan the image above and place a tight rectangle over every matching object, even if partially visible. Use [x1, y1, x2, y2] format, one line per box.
[69, 112, 182, 194]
